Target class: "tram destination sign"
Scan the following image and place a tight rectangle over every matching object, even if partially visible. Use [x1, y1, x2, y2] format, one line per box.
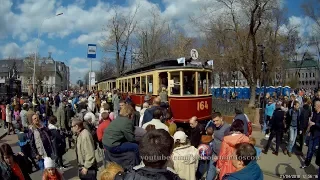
[190, 49, 198, 60]
[87, 44, 97, 58]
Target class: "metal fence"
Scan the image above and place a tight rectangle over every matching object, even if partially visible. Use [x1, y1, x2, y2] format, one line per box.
[212, 98, 249, 116]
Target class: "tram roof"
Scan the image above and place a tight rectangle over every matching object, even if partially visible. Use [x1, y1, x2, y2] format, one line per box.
[97, 58, 212, 83]
[122, 58, 212, 75]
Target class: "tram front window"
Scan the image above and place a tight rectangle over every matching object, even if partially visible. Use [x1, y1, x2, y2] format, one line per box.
[183, 71, 195, 95]
[198, 72, 206, 95]
[170, 72, 180, 95]
[147, 75, 153, 94]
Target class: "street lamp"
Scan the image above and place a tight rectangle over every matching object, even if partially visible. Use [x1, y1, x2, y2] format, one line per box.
[232, 71, 237, 93]
[258, 44, 267, 133]
[32, 12, 63, 105]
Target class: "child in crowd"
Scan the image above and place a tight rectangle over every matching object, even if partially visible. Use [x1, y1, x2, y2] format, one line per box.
[100, 162, 124, 180]
[249, 137, 261, 158]
[201, 126, 214, 144]
[17, 124, 38, 170]
[42, 157, 64, 180]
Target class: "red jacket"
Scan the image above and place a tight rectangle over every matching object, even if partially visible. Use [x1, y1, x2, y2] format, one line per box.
[0, 105, 6, 120]
[97, 119, 111, 141]
[217, 133, 249, 180]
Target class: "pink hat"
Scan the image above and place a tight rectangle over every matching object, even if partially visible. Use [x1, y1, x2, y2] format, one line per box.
[109, 112, 115, 121]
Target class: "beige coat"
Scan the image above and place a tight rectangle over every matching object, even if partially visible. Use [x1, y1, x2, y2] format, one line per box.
[171, 145, 199, 180]
[76, 129, 96, 169]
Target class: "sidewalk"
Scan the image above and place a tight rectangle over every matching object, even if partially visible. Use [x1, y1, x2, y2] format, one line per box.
[0, 126, 7, 140]
[251, 126, 319, 180]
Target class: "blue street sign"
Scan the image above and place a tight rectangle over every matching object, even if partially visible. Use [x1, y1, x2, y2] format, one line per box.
[87, 44, 97, 58]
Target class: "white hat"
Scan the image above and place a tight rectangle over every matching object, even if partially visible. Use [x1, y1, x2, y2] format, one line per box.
[44, 157, 55, 169]
[173, 131, 188, 143]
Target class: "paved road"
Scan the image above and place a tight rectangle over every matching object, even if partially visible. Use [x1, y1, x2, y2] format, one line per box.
[0, 126, 319, 180]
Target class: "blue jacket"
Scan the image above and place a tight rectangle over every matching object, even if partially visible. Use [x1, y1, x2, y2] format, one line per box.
[265, 103, 275, 117]
[222, 161, 263, 180]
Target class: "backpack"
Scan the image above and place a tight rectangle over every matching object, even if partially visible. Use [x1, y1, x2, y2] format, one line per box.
[247, 122, 253, 136]
[244, 114, 252, 136]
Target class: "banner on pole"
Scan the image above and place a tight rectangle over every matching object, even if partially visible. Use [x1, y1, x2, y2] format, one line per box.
[87, 44, 97, 58]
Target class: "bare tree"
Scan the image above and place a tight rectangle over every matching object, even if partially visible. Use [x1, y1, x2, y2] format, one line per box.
[134, 9, 172, 64]
[23, 54, 48, 94]
[98, 58, 117, 80]
[198, 0, 284, 107]
[102, 5, 139, 76]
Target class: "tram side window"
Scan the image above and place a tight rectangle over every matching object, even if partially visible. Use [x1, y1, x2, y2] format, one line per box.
[141, 76, 146, 93]
[170, 72, 180, 95]
[136, 77, 141, 93]
[128, 79, 132, 93]
[132, 78, 136, 93]
[198, 72, 206, 95]
[147, 75, 153, 94]
[183, 71, 195, 95]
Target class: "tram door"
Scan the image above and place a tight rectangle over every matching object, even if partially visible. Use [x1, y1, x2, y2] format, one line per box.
[159, 72, 168, 93]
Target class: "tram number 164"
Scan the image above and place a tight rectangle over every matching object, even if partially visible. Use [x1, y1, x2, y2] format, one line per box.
[197, 101, 209, 111]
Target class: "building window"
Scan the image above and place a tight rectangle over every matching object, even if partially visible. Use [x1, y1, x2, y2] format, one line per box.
[310, 73, 312, 77]
[313, 81, 316, 85]
[298, 73, 300, 78]
[302, 81, 305, 85]
[302, 73, 304, 78]
[313, 73, 315, 77]
[306, 73, 308, 78]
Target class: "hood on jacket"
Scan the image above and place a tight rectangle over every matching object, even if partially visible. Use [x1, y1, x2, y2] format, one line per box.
[224, 161, 263, 180]
[224, 133, 249, 147]
[172, 145, 199, 164]
[48, 123, 58, 130]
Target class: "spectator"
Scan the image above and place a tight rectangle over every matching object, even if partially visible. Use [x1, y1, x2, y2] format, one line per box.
[233, 108, 249, 136]
[206, 112, 230, 180]
[201, 126, 214, 144]
[56, 100, 67, 130]
[262, 101, 285, 156]
[0, 143, 32, 180]
[142, 97, 161, 125]
[127, 102, 140, 127]
[189, 116, 204, 148]
[109, 112, 115, 121]
[145, 124, 156, 132]
[172, 131, 199, 180]
[48, 116, 67, 169]
[102, 104, 140, 163]
[142, 108, 169, 132]
[115, 129, 182, 179]
[71, 118, 97, 179]
[222, 143, 263, 180]
[217, 120, 249, 180]
[100, 162, 124, 180]
[284, 100, 301, 157]
[6, 104, 14, 135]
[42, 157, 63, 180]
[29, 114, 54, 170]
[97, 112, 111, 142]
[301, 100, 320, 168]
[297, 97, 312, 155]
[17, 124, 38, 170]
[139, 102, 149, 127]
[265, 98, 275, 138]
[26, 105, 35, 127]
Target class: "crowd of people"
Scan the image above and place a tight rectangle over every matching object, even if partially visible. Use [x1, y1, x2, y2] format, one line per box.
[261, 90, 320, 171]
[1, 88, 319, 179]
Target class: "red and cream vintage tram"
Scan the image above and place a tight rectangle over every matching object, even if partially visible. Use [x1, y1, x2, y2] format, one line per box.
[97, 59, 212, 123]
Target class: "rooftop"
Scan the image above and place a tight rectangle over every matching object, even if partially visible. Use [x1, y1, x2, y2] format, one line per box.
[285, 59, 319, 69]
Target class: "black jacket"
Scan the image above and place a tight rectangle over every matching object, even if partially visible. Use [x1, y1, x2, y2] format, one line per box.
[115, 167, 182, 180]
[285, 108, 301, 129]
[310, 112, 320, 138]
[270, 108, 285, 131]
[299, 104, 312, 131]
[190, 123, 204, 148]
[49, 127, 66, 157]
